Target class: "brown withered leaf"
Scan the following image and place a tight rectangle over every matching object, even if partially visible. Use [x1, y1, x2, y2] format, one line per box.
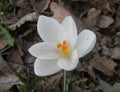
[16, 39, 24, 57]
[111, 47, 120, 60]
[91, 0, 112, 13]
[71, 86, 82, 92]
[0, 55, 23, 91]
[8, 2, 84, 32]
[30, 0, 50, 12]
[48, 72, 63, 87]
[86, 66, 96, 80]
[15, 0, 28, 6]
[42, 72, 63, 92]
[113, 83, 120, 92]
[0, 54, 25, 74]
[116, 32, 120, 38]
[24, 53, 35, 64]
[17, 7, 31, 19]
[115, 16, 120, 29]
[98, 15, 114, 28]
[0, 55, 24, 73]
[85, 8, 101, 30]
[100, 36, 112, 46]
[101, 46, 111, 57]
[99, 78, 120, 92]
[0, 73, 23, 92]
[41, 0, 51, 12]
[50, 2, 71, 22]
[0, 38, 7, 50]
[0, 55, 11, 73]
[0, 52, 25, 74]
[90, 55, 117, 76]
[6, 48, 23, 64]
[5, 0, 30, 22]
[99, 78, 112, 92]
[114, 37, 120, 46]
[8, 12, 39, 31]
[50, 2, 85, 33]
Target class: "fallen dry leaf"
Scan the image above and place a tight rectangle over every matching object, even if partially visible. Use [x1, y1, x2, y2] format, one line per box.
[86, 66, 96, 80]
[113, 83, 120, 92]
[90, 55, 117, 76]
[99, 78, 112, 92]
[17, 7, 31, 19]
[41, 72, 63, 92]
[85, 8, 101, 30]
[8, 2, 84, 33]
[30, 0, 50, 12]
[115, 16, 120, 29]
[98, 15, 114, 28]
[0, 38, 7, 50]
[6, 48, 23, 64]
[41, 0, 51, 12]
[16, 38, 24, 57]
[101, 46, 111, 57]
[50, 2, 85, 33]
[15, 0, 28, 6]
[116, 32, 120, 38]
[48, 72, 63, 88]
[114, 37, 120, 46]
[91, 0, 112, 13]
[0, 55, 23, 91]
[99, 78, 120, 92]
[66, 77, 71, 92]
[24, 53, 35, 64]
[8, 12, 39, 31]
[71, 86, 82, 92]
[0, 55, 11, 73]
[100, 36, 112, 46]
[50, 2, 71, 23]
[111, 47, 120, 60]
[0, 54, 25, 73]
[95, 32, 103, 42]
[0, 73, 23, 92]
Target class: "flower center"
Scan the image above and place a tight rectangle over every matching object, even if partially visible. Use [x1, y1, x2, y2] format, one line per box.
[57, 40, 68, 54]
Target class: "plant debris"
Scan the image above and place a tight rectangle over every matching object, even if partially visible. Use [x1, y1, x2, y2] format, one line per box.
[0, 0, 120, 92]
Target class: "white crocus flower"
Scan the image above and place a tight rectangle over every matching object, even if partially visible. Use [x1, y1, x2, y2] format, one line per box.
[29, 15, 96, 76]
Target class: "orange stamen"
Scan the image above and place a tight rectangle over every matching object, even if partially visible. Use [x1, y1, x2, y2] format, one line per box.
[56, 40, 68, 53]
[63, 40, 67, 46]
[57, 43, 62, 48]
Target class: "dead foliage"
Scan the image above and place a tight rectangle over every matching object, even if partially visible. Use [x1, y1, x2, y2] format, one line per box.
[0, 0, 120, 92]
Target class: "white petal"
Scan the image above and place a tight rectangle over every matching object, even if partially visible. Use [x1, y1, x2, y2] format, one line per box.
[34, 58, 61, 76]
[37, 15, 67, 42]
[61, 16, 77, 48]
[76, 29, 96, 58]
[29, 42, 60, 59]
[57, 49, 79, 71]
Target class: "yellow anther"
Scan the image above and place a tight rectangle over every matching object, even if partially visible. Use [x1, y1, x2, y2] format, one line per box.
[63, 40, 67, 46]
[57, 43, 62, 48]
[56, 40, 68, 54]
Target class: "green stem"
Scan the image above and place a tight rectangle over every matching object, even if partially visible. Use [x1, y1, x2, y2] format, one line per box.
[63, 70, 67, 92]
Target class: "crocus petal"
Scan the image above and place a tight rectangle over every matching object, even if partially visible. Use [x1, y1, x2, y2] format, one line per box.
[76, 29, 96, 58]
[37, 15, 67, 42]
[57, 49, 79, 70]
[29, 42, 60, 59]
[61, 16, 77, 48]
[34, 58, 61, 76]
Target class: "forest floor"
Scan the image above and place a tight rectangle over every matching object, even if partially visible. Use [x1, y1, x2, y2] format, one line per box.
[0, 0, 120, 92]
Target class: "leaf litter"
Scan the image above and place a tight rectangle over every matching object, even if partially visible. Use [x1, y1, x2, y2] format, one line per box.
[0, 0, 120, 92]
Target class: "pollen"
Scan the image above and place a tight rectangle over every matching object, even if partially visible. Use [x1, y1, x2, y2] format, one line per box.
[57, 40, 68, 54]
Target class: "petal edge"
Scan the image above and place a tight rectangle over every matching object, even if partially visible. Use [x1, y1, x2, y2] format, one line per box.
[34, 58, 61, 76]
